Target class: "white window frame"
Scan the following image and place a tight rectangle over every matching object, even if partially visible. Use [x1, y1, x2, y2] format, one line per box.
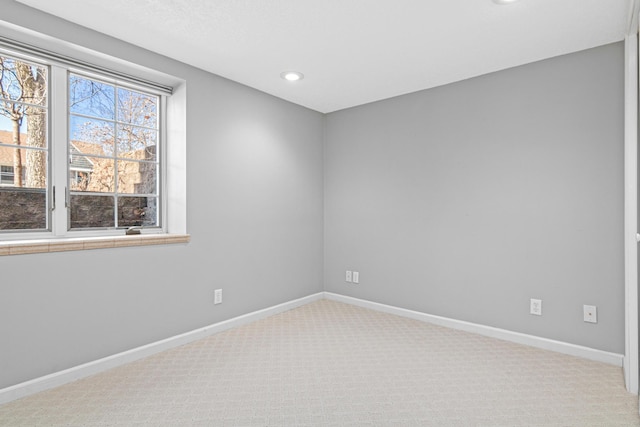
[0, 49, 52, 235]
[0, 45, 170, 241]
[64, 69, 166, 234]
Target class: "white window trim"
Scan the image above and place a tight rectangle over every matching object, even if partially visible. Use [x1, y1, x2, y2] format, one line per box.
[0, 21, 187, 246]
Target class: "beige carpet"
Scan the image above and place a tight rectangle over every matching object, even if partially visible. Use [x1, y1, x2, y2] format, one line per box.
[1, 299, 638, 426]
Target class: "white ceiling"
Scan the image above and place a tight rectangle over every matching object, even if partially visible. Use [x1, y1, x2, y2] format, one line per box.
[16, 0, 633, 113]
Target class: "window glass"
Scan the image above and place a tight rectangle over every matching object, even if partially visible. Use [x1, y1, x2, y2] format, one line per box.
[68, 74, 159, 229]
[0, 50, 166, 238]
[0, 55, 49, 231]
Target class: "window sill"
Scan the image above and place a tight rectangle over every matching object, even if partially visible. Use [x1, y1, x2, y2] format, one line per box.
[0, 234, 190, 256]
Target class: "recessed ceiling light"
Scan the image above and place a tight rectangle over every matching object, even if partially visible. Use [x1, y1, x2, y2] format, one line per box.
[280, 71, 304, 82]
[492, 0, 520, 4]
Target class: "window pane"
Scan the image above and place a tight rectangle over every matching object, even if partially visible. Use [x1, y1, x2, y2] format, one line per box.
[69, 156, 114, 192]
[69, 75, 114, 120]
[118, 196, 157, 227]
[68, 169, 91, 192]
[0, 108, 48, 148]
[117, 160, 156, 194]
[0, 147, 47, 189]
[66, 73, 161, 233]
[0, 187, 46, 230]
[70, 116, 114, 156]
[69, 194, 115, 229]
[0, 56, 47, 106]
[0, 54, 49, 233]
[0, 148, 48, 231]
[117, 124, 157, 161]
[117, 88, 157, 128]
[0, 152, 48, 230]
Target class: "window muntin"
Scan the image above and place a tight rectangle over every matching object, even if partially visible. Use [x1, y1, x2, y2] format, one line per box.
[68, 74, 160, 230]
[0, 54, 49, 231]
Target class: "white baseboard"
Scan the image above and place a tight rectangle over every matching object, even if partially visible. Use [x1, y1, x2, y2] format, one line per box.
[324, 292, 624, 367]
[1, 291, 624, 406]
[0, 292, 324, 405]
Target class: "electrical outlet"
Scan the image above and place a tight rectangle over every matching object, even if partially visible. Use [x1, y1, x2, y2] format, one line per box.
[530, 298, 542, 316]
[214, 289, 222, 305]
[345, 271, 352, 282]
[352, 271, 359, 284]
[583, 305, 597, 323]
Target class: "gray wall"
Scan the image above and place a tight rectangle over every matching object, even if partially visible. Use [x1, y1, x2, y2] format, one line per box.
[324, 43, 624, 353]
[0, 2, 324, 389]
[0, 1, 626, 391]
